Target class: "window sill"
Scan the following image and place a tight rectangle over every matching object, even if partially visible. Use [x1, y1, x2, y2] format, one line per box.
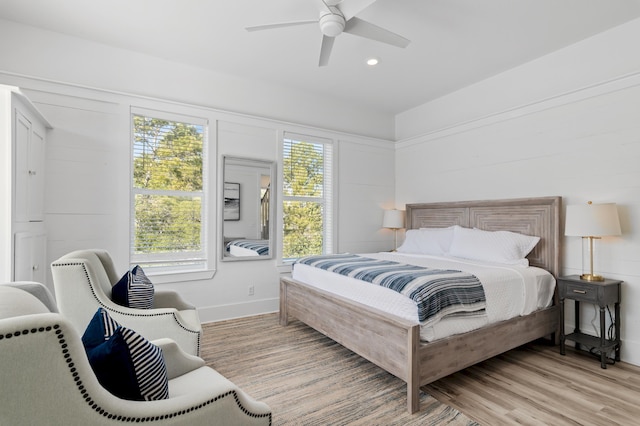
[147, 268, 216, 284]
[277, 262, 293, 274]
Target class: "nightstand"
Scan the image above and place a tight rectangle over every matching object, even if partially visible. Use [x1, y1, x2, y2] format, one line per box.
[558, 275, 622, 368]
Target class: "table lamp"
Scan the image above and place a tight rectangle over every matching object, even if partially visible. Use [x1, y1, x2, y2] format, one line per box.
[383, 209, 405, 251]
[565, 201, 621, 281]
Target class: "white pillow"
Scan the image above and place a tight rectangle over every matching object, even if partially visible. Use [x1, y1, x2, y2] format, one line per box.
[397, 227, 454, 256]
[448, 225, 540, 265]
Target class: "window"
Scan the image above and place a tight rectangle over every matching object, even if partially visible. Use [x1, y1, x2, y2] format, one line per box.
[130, 109, 208, 275]
[282, 133, 334, 261]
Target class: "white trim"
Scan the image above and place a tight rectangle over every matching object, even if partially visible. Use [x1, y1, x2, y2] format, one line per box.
[0, 71, 392, 145]
[198, 298, 279, 323]
[131, 106, 209, 126]
[147, 268, 216, 285]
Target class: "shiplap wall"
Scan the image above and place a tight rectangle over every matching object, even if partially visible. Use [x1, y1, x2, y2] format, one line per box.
[0, 73, 395, 323]
[395, 19, 640, 365]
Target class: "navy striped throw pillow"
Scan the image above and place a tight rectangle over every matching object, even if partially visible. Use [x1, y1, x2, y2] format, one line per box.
[119, 327, 169, 400]
[82, 308, 169, 401]
[82, 307, 121, 351]
[112, 265, 154, 309]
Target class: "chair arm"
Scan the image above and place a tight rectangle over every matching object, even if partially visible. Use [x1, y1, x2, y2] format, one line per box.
[0, 314, 270, 425]
[153, 289, 196, 310]
[153, 338, 205, 380]
[0, 281, 58, 312]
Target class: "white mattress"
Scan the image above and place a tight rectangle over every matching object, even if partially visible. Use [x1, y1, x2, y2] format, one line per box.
[291, 252, 555, 341]
[230, 245, 261, 257]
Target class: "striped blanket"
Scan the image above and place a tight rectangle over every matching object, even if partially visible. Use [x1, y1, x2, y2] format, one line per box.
[295, 254, 486, 326]
[227, 239, 269, 255]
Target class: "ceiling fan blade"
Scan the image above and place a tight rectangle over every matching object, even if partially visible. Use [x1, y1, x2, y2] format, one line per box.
[312, 0, 333, 14]
[245, 20, 317, 32]
[343, 17, 410, 48]
[337, 0, 377, 21]
[318, 35, 335, 67]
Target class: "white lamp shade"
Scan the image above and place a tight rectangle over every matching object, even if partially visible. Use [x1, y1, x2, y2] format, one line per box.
[565, 203, 621, 237]
[382, 209, 405, 229]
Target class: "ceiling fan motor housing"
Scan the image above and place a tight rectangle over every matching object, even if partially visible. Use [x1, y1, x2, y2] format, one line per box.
[319, 9, 345, 37]
[246, 0, 409, 67]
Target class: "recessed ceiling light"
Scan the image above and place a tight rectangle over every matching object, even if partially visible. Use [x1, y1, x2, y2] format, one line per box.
[366, 58, 379, 66]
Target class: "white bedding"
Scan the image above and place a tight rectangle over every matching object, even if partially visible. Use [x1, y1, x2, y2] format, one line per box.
[230, 245, 261, 257]
[291, 252, 555, 342]
[228, 239, 269, 257]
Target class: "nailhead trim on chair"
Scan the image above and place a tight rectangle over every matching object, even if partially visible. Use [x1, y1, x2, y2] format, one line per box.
[52, 261, 202, 355]
[0, 325, 271, 424]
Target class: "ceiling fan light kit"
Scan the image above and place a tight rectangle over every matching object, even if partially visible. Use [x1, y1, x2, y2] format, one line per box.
[245, 0, 410, 67]
[319, 10, 346, 37]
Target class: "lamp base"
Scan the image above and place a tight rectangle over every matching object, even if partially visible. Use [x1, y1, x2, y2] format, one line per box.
[580, 273, 605, 282]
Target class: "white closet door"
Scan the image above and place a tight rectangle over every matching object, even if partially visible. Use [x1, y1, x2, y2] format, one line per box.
[13, 110, 31, 223]
[13, 231, 46, 283]
[28, 126, 46, 221]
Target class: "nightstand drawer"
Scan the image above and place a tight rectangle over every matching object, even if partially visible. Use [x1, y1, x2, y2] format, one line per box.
[564, 283, 598, 303]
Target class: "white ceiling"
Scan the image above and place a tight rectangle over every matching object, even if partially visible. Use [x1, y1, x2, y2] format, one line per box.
[2, 0, 640, 115]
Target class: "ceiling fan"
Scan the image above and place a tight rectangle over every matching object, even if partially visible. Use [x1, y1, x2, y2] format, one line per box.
[245, 0, 410, 67]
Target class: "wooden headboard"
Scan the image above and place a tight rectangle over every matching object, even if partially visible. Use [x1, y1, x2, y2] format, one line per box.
[405, 196, 561, 277]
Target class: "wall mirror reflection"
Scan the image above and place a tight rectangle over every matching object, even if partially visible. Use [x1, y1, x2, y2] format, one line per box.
[221, 156, 275, 261]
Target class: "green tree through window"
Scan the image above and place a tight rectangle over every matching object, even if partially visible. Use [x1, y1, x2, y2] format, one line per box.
[132, 114, 206, 271]
[282, 136, 333, 259]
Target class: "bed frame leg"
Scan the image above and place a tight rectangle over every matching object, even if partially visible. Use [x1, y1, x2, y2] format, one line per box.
[408, 384, 419, 414]
[407, 325, 420, 414]
[279, 278, 289, 326]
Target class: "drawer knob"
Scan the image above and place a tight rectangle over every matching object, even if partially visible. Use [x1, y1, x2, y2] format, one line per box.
[573, 289, 587, 294]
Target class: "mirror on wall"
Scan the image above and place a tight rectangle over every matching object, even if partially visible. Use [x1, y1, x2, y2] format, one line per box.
[221, 156, 275, 261]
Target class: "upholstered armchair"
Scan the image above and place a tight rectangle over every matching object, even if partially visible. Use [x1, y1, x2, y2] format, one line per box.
[0, 282, 271, 426]
[51, 249, 202, 356]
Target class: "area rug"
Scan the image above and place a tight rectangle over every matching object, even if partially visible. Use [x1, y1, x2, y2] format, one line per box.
[201, 313, 479, 425]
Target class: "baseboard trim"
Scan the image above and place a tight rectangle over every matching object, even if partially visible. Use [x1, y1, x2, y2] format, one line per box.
[198, 297, 279, 324]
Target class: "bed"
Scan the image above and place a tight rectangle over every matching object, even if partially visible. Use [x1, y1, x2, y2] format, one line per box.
[226, 239, 270, 257]
[279, 196, 561, 414]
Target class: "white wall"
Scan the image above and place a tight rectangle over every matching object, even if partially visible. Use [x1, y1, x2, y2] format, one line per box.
[0, 74, 395, 323]
[338, 137, 398, 254]
[395, 18, 640, 365]
[0, 17, 396, 323]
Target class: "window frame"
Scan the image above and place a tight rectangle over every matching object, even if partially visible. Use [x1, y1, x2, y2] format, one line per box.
[129, 106, 214, 283]
[280, 132, 336, 263]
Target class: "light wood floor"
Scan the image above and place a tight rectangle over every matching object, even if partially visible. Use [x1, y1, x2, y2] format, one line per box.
[424, 341, 640, 425]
